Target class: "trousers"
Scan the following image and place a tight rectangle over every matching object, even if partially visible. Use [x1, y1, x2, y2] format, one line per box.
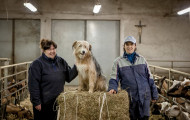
[33, 98, 57, 120]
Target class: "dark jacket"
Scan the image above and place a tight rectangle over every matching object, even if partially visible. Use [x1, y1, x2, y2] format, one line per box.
[28, 53, 78, 106]
[108, 53, 158, 117]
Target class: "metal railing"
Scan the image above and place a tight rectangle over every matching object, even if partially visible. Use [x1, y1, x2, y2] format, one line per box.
[150, 64, 190, 83]
[0, 58, 11, 66]
[149, 64, 190, 113]
[0, 58, 11, 61]
[0, 61, 32, 103]
[148, 60, 190, 69]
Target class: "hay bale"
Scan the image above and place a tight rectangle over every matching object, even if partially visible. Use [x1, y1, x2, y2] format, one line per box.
[57, 90, 130, 120]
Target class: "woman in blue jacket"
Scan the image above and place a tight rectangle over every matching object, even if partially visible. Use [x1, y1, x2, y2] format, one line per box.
[108, 36, 158, 120]
[28, 39, 78, 120]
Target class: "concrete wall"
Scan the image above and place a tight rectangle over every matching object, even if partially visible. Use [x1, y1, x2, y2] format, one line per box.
[39, 14, 190, 65]
[0, 20, 12, 59]
[123, 15, 190, 60]
[0, 20, 40, 63]
[122, 15, 190, 72]
[0, 0, 190, 73]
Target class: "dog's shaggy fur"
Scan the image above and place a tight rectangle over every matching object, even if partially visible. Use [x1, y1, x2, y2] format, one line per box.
[72, 41, 107, 93]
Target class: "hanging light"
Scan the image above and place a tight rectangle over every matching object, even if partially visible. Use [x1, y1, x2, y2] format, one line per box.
[24, 2, 37, 12]
[177, 7, 190, 15]
[93, 4, 101, 13]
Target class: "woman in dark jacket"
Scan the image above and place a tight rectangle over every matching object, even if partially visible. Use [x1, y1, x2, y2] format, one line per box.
[28, 39, 78, 120]
[108, 36, 158, 120]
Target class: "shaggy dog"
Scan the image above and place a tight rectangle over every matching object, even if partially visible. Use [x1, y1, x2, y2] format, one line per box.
[72, 41, 107, 93]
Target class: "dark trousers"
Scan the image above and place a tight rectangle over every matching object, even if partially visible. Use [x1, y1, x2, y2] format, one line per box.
[129, 100, 149, 120]
[33, 98, 57, 120]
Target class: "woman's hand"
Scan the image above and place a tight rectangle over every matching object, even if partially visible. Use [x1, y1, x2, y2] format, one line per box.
[109, 89, 117, 94]
[151, 100, 156, 103]
[35, 104, 41, 111]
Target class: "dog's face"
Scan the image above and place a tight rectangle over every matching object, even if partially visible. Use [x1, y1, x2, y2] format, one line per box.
[72, 41, 92, 59]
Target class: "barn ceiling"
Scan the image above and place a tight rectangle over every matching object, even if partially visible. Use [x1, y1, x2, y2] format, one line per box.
[0, 0, 190, 17]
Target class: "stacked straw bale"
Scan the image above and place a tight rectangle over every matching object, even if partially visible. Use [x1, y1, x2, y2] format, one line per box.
[57, 90, 130, 120]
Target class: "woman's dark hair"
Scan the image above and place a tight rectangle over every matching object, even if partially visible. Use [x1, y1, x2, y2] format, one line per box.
[40, 39, 57, 51]
[123, 42, 137, 52]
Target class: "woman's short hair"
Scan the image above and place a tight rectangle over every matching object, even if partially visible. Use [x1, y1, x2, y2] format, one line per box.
[40, 39, 57, 51]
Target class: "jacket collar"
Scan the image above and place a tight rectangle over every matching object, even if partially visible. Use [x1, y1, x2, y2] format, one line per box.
[123, 52, 139, 58]
[42, 53, 57, 63]
[123, 52, 139, 64]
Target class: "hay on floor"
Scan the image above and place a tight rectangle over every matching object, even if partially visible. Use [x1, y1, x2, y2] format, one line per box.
[57, 90, 130, 120]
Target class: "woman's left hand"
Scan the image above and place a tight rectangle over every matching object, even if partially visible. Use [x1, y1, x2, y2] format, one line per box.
[151, 100, 156, 103]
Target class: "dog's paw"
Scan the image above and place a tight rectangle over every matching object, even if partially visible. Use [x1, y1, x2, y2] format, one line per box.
[78, 87, 82, 91]
[88, 90, 93, 93]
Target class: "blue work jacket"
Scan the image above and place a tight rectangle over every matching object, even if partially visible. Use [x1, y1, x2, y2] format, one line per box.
[108, 53, 158, 117]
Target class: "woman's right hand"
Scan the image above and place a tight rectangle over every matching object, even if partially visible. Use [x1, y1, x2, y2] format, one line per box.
[109, 89, 117, 94]
[35, 104, 41, 111]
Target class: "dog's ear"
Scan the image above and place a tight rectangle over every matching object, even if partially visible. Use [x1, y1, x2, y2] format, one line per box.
[72, 41, 78, 49]
[89, 44, 92, 51]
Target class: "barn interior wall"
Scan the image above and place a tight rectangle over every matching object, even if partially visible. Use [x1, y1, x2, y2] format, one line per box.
[0, 3, 190, 74]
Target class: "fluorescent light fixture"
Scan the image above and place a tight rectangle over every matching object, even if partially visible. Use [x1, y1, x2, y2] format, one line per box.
[93, 4, 101, 13]
[177, 7, 190, 15]
[24, 2, 37, 12]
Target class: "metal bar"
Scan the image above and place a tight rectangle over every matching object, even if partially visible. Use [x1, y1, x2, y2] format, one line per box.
[148, 60, 190, 62]
[0, 67, 2, 105]
[0, 70, 27, 80]
[170, 69, 190, 76]
[4, 61, 9, 95]
[153, 74, 173, 83]
[149, 65, 190, 77]
[0, 79, 27, 93]
[172, 67, 190, 68]
[0, 58, 11, 61]
[0, 62, 32, 69]
[168, 70, 171, 88]
[151, 66, 190, 69]
[158, 94, 190, 114]
[180, 97, 190, 103]
[12, 19, 15, 64]
[26, 63, 29, 85]
[149, 65, 170, 71]
[0, 86, 27, 100]
[14, 65, 17, 84]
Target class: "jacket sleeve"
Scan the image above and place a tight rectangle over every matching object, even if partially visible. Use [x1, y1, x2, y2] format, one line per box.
[64, 61, 78, 83]
[145, 60, 159, 100]
[108, 60, 120, 92]
[28, 60, 42, 106]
